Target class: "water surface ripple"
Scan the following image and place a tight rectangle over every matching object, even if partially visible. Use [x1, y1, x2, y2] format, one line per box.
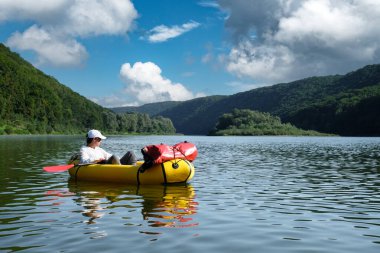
[0, 136, 379, 253]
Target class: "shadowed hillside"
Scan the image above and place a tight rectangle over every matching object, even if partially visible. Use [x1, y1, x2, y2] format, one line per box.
[0, 44, 175, 135]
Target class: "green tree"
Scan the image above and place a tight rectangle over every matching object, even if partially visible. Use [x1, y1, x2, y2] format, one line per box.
[210, 109, 326, 136]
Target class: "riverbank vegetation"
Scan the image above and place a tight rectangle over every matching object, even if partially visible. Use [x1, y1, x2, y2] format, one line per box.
[209, 109, 327, 136]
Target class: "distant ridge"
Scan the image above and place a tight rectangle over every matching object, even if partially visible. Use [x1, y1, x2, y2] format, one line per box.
[112, 101, 183, 116]
[114, 64, 380, 136]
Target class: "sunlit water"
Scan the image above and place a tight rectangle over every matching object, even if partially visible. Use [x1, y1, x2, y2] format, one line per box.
[0, 135, 380, 253]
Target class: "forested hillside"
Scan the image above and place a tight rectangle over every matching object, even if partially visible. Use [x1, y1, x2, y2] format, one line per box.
[210, 109, 325, 136]
[155, 64, 380, 136]
[0, 44, 175, 135]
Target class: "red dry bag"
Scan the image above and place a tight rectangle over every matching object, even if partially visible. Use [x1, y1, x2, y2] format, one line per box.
[141, 141, 198, 164]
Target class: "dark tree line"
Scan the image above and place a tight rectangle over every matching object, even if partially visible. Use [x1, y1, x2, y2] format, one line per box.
[209, 109, 325, 136]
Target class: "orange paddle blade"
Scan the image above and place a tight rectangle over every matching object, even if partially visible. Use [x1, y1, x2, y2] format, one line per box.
[43, 164, 75, 173]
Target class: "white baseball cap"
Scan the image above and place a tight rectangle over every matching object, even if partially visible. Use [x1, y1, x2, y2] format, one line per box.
[87, 129, 107, 139]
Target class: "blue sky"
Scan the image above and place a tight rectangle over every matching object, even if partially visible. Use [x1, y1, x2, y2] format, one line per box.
[1, 0, 380, 107]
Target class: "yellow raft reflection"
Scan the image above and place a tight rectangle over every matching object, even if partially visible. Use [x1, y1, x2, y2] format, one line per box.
[67, 180, 198, 228]
[68, 159, 195, 185]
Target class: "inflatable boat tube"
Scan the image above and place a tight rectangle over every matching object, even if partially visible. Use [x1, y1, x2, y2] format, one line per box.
[68, 159, 195, 185]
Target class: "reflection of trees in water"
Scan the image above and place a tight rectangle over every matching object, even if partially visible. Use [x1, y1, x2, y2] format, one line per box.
[66, 180, 198, 228]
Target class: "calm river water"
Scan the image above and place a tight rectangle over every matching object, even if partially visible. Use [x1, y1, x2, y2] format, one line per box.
[0, 135, 380, 253]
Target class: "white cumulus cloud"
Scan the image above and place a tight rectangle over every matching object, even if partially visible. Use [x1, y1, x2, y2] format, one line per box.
[0, 0, 67, 22]
[120, 61, 204, 104]
[6, 25, 88, 67]
[147, 21, 200, 43]
[63, 0, 137, 37]
[218, 0, 380, 84]
[2, 0, 138, 67]
[227, 41, 294, 82]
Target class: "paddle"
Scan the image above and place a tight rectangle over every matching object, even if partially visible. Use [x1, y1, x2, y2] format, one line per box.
[43, 164, 75, 173]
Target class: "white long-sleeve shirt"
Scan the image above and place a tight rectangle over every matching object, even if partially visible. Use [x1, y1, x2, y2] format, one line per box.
[80, 146, 112, 164]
